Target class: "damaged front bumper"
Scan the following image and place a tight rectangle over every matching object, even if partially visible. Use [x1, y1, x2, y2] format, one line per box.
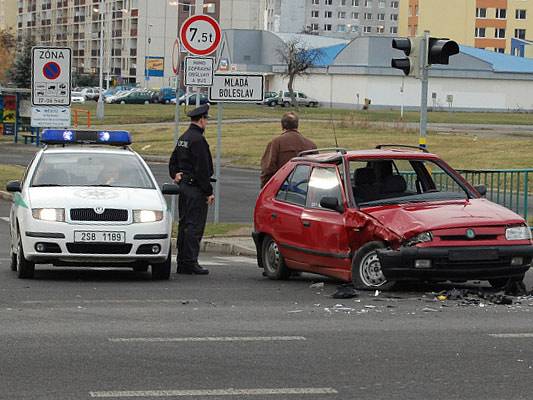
[377, 245, 533, 281]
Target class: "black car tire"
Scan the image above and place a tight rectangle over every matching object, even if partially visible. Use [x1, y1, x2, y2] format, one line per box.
[268, 101, 277, 107]
[352, 241, 395, 290]
[133, 264, 149, 273]
[261, 235, 290, 280]
[17, 237, 35, 279]
[10, 246, 17, 271]
[283, 101, 290, 108]
[144, 100, 149, 105]
[309, 102, 318, 107]
[151, 250, 171, 280]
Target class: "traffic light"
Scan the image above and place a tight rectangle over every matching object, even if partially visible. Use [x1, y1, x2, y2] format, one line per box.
[427, 38, 459, 65]
[391, 37, 423, 78]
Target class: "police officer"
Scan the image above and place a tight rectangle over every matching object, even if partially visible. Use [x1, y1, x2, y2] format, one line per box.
[169, 104, 214, 275]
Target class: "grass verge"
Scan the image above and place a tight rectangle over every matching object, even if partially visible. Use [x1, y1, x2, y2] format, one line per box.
[0, 164, 25, 190]
[172, 223, 251, 238]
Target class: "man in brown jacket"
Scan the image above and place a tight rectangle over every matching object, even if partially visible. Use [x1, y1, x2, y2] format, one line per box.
[260, 112, 317, 188]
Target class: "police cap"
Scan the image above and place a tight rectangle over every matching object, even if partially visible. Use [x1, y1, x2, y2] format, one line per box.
[187, 104, 210, 119]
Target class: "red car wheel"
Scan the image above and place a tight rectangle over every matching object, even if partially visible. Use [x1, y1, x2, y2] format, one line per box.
[352, 242, 395, 290]
[261, 236, 290, 280]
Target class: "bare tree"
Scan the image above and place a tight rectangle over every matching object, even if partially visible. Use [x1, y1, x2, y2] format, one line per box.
[276, 39, 323, 108]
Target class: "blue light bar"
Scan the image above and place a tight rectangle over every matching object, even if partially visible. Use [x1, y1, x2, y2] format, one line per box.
[41, 129, 132, 146]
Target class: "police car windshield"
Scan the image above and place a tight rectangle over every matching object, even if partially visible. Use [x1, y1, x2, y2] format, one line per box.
[31, 153, 155, 189]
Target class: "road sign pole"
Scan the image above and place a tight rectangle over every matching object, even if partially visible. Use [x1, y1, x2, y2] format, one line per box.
[214, 102, 222, 224]
[419, 31, 429, 150]
[195, 0, 204, 107]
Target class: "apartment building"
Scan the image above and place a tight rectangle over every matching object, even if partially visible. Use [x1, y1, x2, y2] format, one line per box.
[399, 0, 533, 55]
[0, 0, 17, 31]
[16, 0, 219, 87]
[265, 0, 400, 38]
[219, 0, 267, 30]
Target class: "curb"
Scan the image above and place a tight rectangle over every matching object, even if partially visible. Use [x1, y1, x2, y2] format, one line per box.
[170, 237, 257, 257]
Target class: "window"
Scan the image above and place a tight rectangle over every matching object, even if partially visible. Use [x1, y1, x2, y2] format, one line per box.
[475, 27, 486, 37]
[364, 12, 372, 19]
[476, 8, 486, 18]
[205, 3, 215, 13]
[337, 24, 347, 32]
[495, 48, 505, 53]
[310, 23, 319, 31]
[365, 0, 372, 7]
[324, 24, 332, 30]
[338, 11, 346, 18]
[325, 0, 332, 4]
[340, 0, 347, 5]
[311, 10, 319, 18]
[390, 13, 397, 21]
[352, 0, 359, 5]
[376, 25, 384, 33]
[312, 0, 319, 4]
[390, 26, 397, 34]
[390, 1, 398, 8]
[377, 13, 385, 20]
[352, 12, 359, 19]
[352, 25, 359, 32]
[306, 168, 343, 210]
[325, 10, 332, 18]
[516, 9, 526, 19]
[495, 28, 505, 38]
[515, 29, 526, 39]
[276, 165, 311, 206]
[496, 8, 506, 19]
[378, 0, 385, 7]
[364, 25, 371, 33]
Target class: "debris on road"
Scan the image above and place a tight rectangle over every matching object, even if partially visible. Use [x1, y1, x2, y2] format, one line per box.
[310, 282, 325, 289]
[331, 284, 358, 299]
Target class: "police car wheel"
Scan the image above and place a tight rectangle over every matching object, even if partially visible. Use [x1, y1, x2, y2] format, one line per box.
[17, 237, 35, 279]
[151, 250, 171, 280]
[352, 242, 395, 291]
[261, 236, 290, 280]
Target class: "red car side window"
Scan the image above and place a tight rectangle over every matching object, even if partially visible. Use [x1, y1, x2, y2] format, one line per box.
[275, 164, 311, 206]
[306, 167, 343, 209]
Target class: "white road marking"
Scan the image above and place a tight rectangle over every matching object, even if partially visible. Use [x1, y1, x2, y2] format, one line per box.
[21, 299, 199, 305]
[109, 336, 306, 343]
[489, 333, 533, 338]
[89, 387, 337, 398]
[0, 217, 9, 223]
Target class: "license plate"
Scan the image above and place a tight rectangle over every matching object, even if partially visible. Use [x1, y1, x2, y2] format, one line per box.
[74, 231, 126, 243]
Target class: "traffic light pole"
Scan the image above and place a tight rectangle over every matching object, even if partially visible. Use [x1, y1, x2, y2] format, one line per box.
[419, 31, 430, 150]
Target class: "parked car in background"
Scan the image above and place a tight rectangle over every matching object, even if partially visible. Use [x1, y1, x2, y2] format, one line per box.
[158, 87, 184, 104]
[277, 91, 319, 107]
[259, 91, 279, 106]
[81, 87, 100, 101]
[105, 90, 131, 104]
[253, 146, 533, 290]
[110, 90, 155, 104]
[71, 91, 86, 104]
[178, 93, 210, 105]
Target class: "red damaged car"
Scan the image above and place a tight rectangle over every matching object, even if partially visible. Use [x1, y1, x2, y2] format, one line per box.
[253, 146, 533, 290]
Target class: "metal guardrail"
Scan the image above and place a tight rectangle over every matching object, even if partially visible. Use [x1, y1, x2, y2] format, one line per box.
[402, 169, 533, 227]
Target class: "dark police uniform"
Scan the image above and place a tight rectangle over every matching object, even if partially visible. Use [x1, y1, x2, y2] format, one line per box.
[168, 104, 213, 274]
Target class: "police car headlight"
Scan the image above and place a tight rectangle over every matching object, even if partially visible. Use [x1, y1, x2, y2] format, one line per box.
[505, 226, 532, 241]
[133, 210, 163, 223]
[32, 208, 65, 222]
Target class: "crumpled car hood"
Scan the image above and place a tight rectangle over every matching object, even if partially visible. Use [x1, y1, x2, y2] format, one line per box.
[361, 199, 525, 239]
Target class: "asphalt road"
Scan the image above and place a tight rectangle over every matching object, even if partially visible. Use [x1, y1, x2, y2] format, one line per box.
[1, 200, 533, 400]
[0, 145, 260, 223]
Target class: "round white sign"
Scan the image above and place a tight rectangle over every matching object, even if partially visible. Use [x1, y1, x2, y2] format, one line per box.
[180, 15, 221, 56]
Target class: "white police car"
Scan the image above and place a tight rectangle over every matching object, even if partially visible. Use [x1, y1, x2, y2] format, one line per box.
[5, 129, 179, 280]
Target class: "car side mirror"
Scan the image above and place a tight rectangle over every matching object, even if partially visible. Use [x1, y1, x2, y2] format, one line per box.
[161, 183, 180, 195]
[6, 180, 21, 193]
[320, 197, 344, 213]
[474, 184, 487, 197]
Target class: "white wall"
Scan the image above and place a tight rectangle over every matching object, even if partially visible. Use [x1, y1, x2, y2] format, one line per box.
[270, 73, 533, 111]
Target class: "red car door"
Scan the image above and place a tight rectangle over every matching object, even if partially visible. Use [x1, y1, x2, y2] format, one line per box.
[271, 164, 313, 270]
[299, 165, 352, 281]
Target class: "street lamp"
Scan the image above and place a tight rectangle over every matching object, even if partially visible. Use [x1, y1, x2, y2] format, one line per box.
[145, 23, 153, 88]
[94, 2, 105, 120]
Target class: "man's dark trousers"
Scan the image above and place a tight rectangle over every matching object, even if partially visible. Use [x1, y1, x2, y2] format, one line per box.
[177, 183, 208, 270]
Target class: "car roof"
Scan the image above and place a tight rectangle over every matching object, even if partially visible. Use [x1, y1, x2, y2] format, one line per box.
[294, 148, 441, 164]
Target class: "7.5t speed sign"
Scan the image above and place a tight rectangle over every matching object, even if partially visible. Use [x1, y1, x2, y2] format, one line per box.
[180, 14, 221, 56]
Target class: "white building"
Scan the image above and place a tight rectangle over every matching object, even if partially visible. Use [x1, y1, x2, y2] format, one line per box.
[221, 30, 533, 111]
